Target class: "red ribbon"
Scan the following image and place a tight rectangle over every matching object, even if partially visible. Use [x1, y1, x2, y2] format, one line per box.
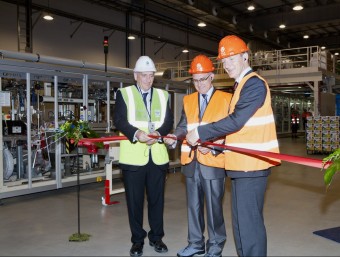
[79, 135, 326, 169]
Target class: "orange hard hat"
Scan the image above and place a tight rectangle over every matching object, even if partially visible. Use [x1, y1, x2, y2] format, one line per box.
[217, 35, 249, 60]
[189, 55, 215, 74]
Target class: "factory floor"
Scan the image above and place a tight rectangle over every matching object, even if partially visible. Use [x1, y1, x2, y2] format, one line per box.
[1, 137, 340, 256]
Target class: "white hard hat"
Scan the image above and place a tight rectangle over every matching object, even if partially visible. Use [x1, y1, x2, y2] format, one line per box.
[133, 56, 157, 72]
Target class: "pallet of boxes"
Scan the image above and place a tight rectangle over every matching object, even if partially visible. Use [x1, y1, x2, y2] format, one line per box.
[306, 116, 340, 154]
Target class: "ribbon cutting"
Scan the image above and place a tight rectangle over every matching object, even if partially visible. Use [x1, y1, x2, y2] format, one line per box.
[79, 135, 328, 169]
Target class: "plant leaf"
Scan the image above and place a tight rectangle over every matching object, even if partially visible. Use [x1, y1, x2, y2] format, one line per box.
[324, 165, 337, 187]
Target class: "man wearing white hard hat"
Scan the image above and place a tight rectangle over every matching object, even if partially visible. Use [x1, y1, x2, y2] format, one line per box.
[114, 56, 174, 257]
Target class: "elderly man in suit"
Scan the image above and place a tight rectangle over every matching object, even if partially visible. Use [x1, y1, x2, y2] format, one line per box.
[114, 56, 174, 257]
[164, 55, 232, 257]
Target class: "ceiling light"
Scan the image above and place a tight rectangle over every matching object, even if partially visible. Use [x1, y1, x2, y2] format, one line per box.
[247, 4, 255, 11]
[128, 35, 136, 40]
[182, 49, 189, 53]
[321, 46, 326, 50]
[43, 0, 53, 21]
[303, 35, 309, 39]
[293, 4, 303, 11]
[198, 22, 206, 27]
[335, 52, 339, 56]
[43, 13, 54, 21]
[279, 24, 286, 29]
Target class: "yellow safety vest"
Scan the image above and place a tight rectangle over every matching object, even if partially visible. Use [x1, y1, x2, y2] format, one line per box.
[225, 72, 281, 171]
[181, 90, 232, 168]
[119, 85, 169, 166]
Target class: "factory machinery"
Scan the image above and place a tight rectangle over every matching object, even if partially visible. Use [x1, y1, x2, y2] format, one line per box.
[0, 50, 187, 199]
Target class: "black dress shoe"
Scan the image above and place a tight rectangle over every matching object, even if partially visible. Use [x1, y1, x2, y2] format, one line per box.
[149, 240, 168, 253]
[130, 242, 143, 257]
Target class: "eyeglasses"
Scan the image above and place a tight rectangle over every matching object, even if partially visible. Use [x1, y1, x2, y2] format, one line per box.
[192, 74, 211, 85]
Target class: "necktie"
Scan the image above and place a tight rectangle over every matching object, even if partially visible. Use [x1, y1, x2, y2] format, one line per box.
[142, 92, 148, 108]
[233, 82, 239, 90]
[200, 94, 208, 119]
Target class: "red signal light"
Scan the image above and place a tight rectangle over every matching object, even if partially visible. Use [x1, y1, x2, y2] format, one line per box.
[103, 36, 109, 54]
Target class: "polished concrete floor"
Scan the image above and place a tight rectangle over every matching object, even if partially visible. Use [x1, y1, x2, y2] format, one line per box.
[1, 137, 340, 256]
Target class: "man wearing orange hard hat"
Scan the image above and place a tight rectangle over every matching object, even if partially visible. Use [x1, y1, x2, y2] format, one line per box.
[164, 55, 232, 257]
[186, 36, 281, 256]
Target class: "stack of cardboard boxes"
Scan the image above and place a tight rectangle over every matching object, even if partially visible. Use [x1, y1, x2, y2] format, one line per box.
[306, 116, 340, 154]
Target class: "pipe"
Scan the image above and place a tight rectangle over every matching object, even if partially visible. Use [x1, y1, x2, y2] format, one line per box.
[17, 145, 23, 179]
[0, 50, 189, 91]
[0, 49, 133, 75]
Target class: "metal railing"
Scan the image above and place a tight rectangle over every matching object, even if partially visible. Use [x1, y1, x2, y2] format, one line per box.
[156, 46, 339, 79]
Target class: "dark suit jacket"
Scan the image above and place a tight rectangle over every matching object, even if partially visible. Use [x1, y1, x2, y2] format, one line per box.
[198, 71, 267, 142]
[113, 86, 174, 171]
[174, 89, 225, 179]
[197, 71, 269, 177]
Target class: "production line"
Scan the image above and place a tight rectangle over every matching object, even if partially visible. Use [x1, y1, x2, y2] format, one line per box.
[0, 50, 186, 199]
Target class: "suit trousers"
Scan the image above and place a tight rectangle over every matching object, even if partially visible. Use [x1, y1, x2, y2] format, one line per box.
[122, 160, 167, 244]
[185, 162, 226, 254]
[231, 175, 268, 257]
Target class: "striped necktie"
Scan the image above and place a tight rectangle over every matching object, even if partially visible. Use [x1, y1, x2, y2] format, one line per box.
[142, 92, 148, 108]
[200, 94, 208, 119]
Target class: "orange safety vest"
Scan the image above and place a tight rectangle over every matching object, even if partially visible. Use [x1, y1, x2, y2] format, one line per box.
[225, 72, 281, 171]
[181, 90, 232, 168]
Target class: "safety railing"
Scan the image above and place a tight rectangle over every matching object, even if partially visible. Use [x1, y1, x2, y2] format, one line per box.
[156, 46, 339, 79]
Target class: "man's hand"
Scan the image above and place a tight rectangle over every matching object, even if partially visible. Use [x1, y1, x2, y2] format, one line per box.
[214, 138, 225, 145]
[136, 130, 159, 145]
[146, 131, 159, 145]
[164, 134, 177, 145]
[136, 130, 150, 143]
[198, 146, 210, 155]
[186, 129, 199, 146]
[135, 130, 156, 145]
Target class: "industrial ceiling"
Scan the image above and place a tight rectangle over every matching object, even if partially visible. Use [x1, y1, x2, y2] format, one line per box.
[3, 0, 340, 56]
[158, 0, 340, 54]
[82, 0, 340, 54]
[1, 0, 339, 96]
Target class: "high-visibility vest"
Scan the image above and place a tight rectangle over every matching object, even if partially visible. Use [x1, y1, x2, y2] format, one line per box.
[118, 85, 169, 166]
[181, 90, 232, 168]
[225, 73, 281, 171]
[291, 115, 300, 124]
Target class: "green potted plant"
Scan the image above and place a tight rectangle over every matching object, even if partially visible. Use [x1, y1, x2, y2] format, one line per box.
[323, 148, 340, 189]
[57, 119, 104, 150]
[57, 119, 104, 242]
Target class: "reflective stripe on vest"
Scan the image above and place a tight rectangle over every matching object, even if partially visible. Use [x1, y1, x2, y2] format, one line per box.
[245, 114, 275, 126]
[187, 122, 207, 132]
[225, 73, 281, 171]
[226, 140, 279, 152]
[181, 90, 232, 168]
[118, 85, 169, 166]
[124, 86, 166, 128]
